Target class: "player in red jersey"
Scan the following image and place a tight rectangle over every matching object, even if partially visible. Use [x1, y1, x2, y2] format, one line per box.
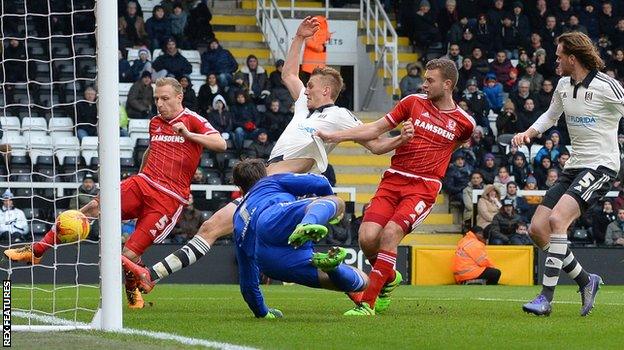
[318, 58, 475, 315]
[4, 77, 226, 308]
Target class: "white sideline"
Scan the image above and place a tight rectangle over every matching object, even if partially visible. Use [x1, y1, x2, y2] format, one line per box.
[13, 311, 259, 350]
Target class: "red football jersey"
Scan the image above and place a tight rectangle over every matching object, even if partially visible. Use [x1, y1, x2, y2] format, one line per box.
[139, 108, 218, 203]
[384, 94, 475, 180]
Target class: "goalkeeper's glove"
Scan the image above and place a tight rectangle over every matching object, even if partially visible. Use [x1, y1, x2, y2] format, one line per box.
[263, 308, 284, 319]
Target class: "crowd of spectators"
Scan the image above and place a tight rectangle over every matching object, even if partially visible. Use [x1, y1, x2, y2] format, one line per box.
[394, 0, 624, 245]
[115, 0, 298, 155]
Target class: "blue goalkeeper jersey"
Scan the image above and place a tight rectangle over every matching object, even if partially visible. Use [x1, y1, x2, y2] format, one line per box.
[233, 172, 334, 317]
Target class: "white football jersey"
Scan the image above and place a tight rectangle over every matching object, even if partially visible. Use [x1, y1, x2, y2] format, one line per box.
[270, 88, 362, 173]
[531, 70, 624, 172]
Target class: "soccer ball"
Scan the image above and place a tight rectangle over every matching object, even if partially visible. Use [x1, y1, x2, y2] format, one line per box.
[56, 210, 91, 243]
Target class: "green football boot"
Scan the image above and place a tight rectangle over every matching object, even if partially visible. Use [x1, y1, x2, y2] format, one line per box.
[311, 247, 347, 272]
[288, 224, 328, 248]
[375, 270, 403, 313]
[344, 302, 375, 316]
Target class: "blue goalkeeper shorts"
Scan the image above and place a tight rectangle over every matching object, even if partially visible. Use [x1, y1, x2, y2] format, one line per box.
[254, 198, 321, 288]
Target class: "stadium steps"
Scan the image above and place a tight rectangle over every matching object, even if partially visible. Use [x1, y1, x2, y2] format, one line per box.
[400, 233, 462, 245]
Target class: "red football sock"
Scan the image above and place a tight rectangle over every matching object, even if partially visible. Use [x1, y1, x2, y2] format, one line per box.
[32, 229, 59, 257]
[361, 250, 397, 308]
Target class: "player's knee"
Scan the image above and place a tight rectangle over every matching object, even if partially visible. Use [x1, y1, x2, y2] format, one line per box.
[320, 195, 345, 216]
[548, 213, 568, 232]
[379, 223, 405, 249]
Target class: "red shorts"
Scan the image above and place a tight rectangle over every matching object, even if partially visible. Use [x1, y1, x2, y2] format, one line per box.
[363, 171, 441, 233]
[121, 176, 184, 256]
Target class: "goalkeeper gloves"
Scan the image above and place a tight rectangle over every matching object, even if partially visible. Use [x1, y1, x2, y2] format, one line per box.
[263, 308, 284, 319]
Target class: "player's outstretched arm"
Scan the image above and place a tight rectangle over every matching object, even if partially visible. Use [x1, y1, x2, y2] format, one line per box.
[235, 245, 279, 318]
[360, 118, 414, 154]
[172, 122, 227, 152]
[282, 16, 319, 99]
[317, 117, 393, 144]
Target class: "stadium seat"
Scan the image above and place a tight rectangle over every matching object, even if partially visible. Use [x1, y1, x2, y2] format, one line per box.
[23, 208, 43, 220]
[34, 155, 54, 167]
[204, 169, 222, 180]
[130, 132, 150, 146]
[120, 157, 137, 173]
[206, 177, 222, 185]
[119, 137, 135, 159]
[200, 154, 216, 169]
[31, 222, 49, 237]
[128, 119, 149, 134]
[14, 187, 33, 198]
[4, 134, 27, 157]
[215, 151, 239, 170]
[49, 117, 74, 137]
[0, 116, 21, 133]
[53, 136, 81, 165]
[227, 158, 240, 169]
[223, 170, 234, 184]
[10, 155, 31, 174]
[26, 135, 53, 162]
[20, 117, 48, 133]
[81, 136, 99, 166]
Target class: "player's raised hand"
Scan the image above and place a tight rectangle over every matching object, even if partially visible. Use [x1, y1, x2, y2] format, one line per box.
[296, 16, 319, 39]
[511, 131, 531, 147]
[172, 122, 191, 138]
[315, 129, 340, 144]
[400, 118, 415, 142]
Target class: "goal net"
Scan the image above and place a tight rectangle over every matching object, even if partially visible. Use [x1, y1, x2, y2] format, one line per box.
[0, 0, 122, 331]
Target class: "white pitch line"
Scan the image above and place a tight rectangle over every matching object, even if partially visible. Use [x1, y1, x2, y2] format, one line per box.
[13, 311, 259, 350]
[402, 297, 624, 306]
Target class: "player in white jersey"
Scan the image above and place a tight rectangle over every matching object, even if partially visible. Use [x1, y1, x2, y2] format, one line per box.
[513, 32, 624, 317]
[122, 17, 414, 304]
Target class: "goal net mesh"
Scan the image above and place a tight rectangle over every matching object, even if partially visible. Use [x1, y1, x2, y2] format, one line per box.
[1, 0, 102, 328]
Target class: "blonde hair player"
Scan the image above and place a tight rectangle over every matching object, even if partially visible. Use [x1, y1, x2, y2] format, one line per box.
[120, 17, 414, 316]
[4, 77, 227, 309]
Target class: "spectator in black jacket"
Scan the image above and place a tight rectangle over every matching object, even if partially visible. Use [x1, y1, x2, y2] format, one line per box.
[470, 47, 489, 75]
[179, 75, 197, 112]
[437, 0, 459, 45]
[510, 80, 540, 114]
[598, 1, 618, 39]
[241, 55, 269, 104]
[487, 0, 506, 30]
[461, 79, 490, 129]
[119, 50, 133, 83]
[410, 0, 441, 49]
[479, 153, 498, 184]
[185, 0, 214, 48]
[593, 200, 616, 245]
[247, 130, 274, 160]
[536, 79, 554, 114]
[128, 48, 153, 82]
[200, 39, 239, 87]
[511, 2, 530, 40]
[268, 59, 294, 113]
[207, 95, 233, 138]
[76, 87, 98, 140]
[509, 152, 531, 188]
[198, 73, 225, 117]
[444, 153, 473, 203]
[554, 0, 575, 28]
[126, 71, 154, 119]
[496, 14, 522, 59]
[518, 98, 540, 130]
[152, 37, 192, 79]
[230, 92, 259, 151]
[260, 99, 289, 142]
[489, 198, 523, 245]
[145, 5, 171, 50]
[474, 14, 494, 56]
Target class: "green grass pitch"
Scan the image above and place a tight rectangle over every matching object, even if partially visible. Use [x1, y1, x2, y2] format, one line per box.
[11, 284, 624, 349]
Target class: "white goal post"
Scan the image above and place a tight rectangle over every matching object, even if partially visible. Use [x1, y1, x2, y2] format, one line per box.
[5, 0, 122, 331]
